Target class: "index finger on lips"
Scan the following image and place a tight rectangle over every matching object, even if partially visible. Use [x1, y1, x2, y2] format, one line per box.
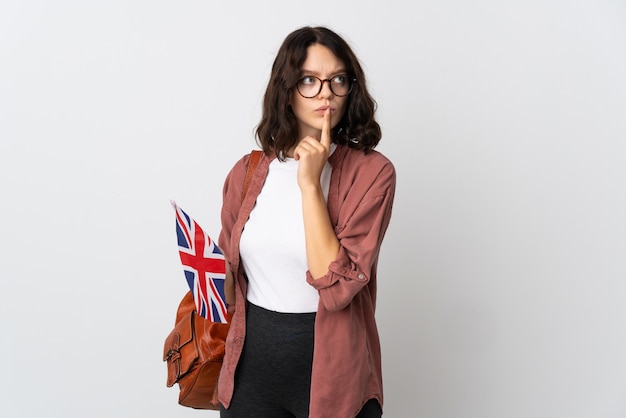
[321, 108, 331, 149]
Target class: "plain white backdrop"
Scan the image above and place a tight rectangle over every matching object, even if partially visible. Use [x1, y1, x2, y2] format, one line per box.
[1, 1, 625, 417]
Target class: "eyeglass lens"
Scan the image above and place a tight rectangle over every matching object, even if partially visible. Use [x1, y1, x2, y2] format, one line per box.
[296, 75, 353, 98]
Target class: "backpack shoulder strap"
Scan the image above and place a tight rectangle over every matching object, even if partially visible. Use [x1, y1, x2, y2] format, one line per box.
[241, 150, 263, 202]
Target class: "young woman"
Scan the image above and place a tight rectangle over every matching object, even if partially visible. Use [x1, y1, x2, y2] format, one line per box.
[217, 26, 396, 418]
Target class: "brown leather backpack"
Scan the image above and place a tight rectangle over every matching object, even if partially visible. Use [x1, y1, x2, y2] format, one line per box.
[163, 150, 262, 409]
[163, 292, 232, 409]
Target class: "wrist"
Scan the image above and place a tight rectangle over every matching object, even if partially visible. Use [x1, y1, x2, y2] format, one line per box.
[298, 180, 323, 195]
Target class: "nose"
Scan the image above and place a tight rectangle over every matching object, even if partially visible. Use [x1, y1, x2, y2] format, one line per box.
[318, 79, 334, 98]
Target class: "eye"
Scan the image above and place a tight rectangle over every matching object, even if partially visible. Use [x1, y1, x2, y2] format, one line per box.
[331, 74, 348, 85]
[299, 76, 317, 86]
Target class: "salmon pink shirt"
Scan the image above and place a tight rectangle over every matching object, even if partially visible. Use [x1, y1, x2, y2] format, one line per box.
[218, 144, 396, 418]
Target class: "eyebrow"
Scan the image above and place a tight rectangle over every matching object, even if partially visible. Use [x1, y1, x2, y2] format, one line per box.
[300, 69, 347, 76]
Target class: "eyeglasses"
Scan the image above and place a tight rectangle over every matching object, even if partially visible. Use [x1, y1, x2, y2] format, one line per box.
[295, 74, 356, 98]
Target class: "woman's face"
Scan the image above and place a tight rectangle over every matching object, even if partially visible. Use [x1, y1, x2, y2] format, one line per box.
[290, 43, 349, 140]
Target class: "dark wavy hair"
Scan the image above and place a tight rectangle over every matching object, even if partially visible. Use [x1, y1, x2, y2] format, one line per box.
[255, 26, 381, 159]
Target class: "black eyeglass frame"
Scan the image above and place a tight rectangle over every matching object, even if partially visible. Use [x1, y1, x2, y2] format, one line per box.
[295, 74, 357, 98]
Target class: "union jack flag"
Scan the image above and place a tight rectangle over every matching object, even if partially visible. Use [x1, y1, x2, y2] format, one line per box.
[172, 201, 228, 323]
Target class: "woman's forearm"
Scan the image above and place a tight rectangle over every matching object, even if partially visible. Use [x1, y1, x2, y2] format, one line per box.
[301, 184, 339, 279]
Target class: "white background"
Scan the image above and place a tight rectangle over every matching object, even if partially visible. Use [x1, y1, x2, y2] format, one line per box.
[1, 1, 625, 417]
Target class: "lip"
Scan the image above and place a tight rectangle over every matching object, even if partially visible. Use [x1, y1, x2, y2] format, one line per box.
[315, 106, 334, 114]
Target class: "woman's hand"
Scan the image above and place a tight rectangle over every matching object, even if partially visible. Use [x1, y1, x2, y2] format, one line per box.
[293, 108, 331, 191]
